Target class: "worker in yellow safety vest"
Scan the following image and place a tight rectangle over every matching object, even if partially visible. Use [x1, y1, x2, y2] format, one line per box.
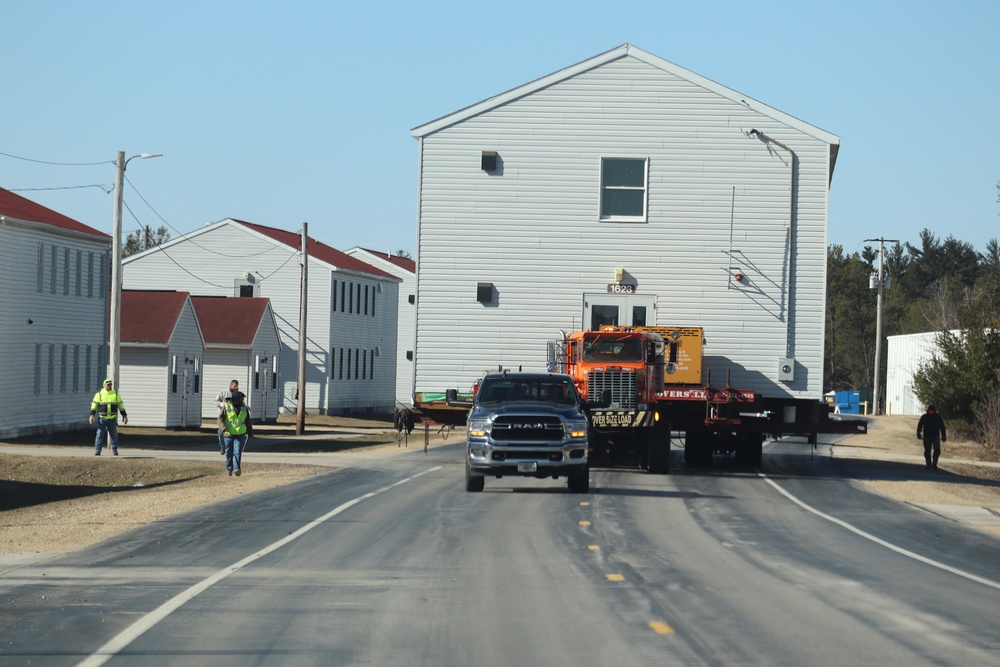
[218, 391, 254, 476]
[89, 378, 128, 456]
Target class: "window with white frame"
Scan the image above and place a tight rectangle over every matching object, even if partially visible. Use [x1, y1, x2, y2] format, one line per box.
[599, 157, 648, 221]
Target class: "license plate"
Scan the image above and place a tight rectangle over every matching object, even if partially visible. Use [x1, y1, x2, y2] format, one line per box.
[517, 461, 538, 473]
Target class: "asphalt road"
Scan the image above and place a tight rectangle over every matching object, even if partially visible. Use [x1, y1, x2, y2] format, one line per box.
[1, 440, 999, 666]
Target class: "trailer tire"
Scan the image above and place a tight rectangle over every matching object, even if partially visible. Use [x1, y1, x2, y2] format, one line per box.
[736, 433, 763, 467]
[648, 443, 671, 475]
[568, 469, 590, 493]
[683, 431, 713, 467]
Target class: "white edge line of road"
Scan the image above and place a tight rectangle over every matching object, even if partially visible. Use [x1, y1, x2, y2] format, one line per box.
[77, 465, 444, 667]
[759, 471, 1000, 592]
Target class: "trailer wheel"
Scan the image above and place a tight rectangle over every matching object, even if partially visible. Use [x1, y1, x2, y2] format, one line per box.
[648, 443, 671, 475]
[735, 433, 763, 467]
[567, 469, 590, 493]
[683, 431, 713, 467]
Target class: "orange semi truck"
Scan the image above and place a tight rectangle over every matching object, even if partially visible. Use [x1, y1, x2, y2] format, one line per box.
[546, 325, 867, 471]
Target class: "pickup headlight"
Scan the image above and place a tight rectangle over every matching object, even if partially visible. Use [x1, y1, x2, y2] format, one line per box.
[468, 419, 490, 438]
[568, 420, 589, 439]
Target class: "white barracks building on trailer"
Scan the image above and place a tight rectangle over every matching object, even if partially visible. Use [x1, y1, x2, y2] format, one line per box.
[410, 44, 839, 401]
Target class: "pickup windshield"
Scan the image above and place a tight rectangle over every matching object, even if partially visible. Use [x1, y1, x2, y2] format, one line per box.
[478, 377, 578, 405]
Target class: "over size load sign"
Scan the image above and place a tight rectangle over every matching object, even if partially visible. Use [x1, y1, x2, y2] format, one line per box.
[590, 410, 655, 429]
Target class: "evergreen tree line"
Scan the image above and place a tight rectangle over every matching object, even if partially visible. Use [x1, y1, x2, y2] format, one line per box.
[825, 227, 1000, 446]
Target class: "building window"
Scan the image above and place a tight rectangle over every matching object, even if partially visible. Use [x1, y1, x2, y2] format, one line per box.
[34, 344, 42, 394]
[364, 285, 369, 316]
[362, 349, 367, 379]
[60, 345, 68, 392]
[76, 249, 83, 296]
[599, 157, 648, 221]
[370, 349, 375, 379]
[88, 253, 95, 297]
[340, 281, 346, 312]
[37, 243, 44, 292]
[339, 348, 344, 380]
[63, 248, 70, 295]
[50, 245, 58, 294]
[332, 280, 337, 311]
[73, 345, 80, 392]
[48, 344, 55, 393]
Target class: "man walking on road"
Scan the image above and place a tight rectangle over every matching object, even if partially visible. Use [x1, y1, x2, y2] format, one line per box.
[219, 391, 253, 476]
[917, 404, 947, 470]
[90, 379, 128, 456]
[215, 379, 240, 455]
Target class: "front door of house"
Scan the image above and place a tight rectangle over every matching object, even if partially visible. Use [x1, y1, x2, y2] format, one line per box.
[582, 293, 656, 330]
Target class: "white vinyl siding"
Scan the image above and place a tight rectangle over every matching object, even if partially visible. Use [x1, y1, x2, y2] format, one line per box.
[0, 221, 109, 439]
[413, 50, 835, 401]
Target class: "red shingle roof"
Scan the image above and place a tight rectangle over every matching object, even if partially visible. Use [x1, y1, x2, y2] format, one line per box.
[359, 247, 416, 274]
[121, 290, 191, 344]
[0, 187, 109, 239]
[191, 296, 270, 346]
[232, 220, 397, 280]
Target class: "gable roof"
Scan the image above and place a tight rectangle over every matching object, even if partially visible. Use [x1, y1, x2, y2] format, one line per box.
[0, 187, 109, 240]
[411, 43, 839, 172]
[231, 220, 399, 280]
[356, 248, 416, 274]
[121, 290, 194, 345]
[191, 295, 272, 346]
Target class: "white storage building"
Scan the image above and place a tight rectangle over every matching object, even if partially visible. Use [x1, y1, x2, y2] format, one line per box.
[123, 219, 401, 415]
[885, 331, 949, 416]
[120, 290, 205, 427]
[345, 248, 416, 406]
[192, 295, 282, 422]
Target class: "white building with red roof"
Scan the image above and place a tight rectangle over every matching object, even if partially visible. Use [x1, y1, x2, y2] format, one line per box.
[345, 248, 415, 406]
[120, 290, 205, 427]
[191, 295, 281, 422]
[0, 187, 111, 439]
[123, 219, 401, 415]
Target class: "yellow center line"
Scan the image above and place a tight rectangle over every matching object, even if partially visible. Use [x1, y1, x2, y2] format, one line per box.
[579, 520, 591, 526]
[587, 545, 600, 551]
[649, 621, 675, 635]
[606, 574, 625, 581]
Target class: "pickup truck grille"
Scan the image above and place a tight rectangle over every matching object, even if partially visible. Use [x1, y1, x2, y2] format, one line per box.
[491, 415, 565, 442]
[588, 371, 637, 410]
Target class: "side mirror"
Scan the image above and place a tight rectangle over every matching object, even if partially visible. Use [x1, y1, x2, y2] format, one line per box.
[445, 388, 474, 408]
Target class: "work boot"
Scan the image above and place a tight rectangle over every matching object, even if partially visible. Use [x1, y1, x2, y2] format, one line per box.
[95, 450, 101, 456]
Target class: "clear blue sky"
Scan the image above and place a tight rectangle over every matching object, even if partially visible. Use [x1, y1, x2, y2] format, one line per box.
[2, 1, 997, 259]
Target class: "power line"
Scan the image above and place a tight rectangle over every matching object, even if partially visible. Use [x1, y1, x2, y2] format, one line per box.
[0, 149, 110, 167]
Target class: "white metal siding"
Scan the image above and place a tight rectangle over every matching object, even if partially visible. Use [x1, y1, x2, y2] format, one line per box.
[886, 331, 946, 416]
[414, 56, 833, 400]
[120, 348, 169, 427]
[0, 221, 109, 438]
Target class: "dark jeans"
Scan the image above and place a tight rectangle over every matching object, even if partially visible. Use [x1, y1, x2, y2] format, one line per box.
[923, 437, 941, 467]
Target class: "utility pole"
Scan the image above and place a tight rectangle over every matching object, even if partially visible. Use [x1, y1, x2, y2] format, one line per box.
[865, 236, 898, 415]
[296, 222, 309, 435]
[109, 151, 162, 388]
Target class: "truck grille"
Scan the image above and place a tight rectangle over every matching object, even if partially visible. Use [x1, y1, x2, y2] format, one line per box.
[588, 371, 637, 410]
[491, 415, 565, 442]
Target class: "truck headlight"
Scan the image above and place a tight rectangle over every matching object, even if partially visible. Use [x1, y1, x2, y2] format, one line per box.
[568, 420, 589, 439]
[468, 419, 490, 437]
